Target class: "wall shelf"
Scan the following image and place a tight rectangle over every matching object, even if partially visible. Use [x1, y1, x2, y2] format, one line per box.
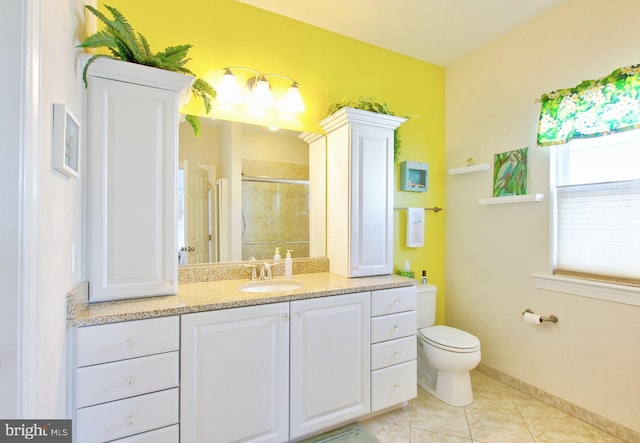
[448, 164, 490, 175]
[478, 194, 545, 205]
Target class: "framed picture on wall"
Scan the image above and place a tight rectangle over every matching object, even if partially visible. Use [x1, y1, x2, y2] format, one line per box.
[493, 147, 528, 197]
[52, 103, 80, 178]
[400, 161, 429, 192]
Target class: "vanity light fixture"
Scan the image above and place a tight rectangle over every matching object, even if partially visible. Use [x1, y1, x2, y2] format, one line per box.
[216, 67, 305, 113]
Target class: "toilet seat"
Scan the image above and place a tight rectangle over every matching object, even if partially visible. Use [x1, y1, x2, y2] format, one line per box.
[419, 325, 480, 353]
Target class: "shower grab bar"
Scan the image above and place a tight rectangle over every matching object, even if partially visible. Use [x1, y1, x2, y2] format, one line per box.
[394, 206, 443, 213]
[242, 176, 310, 185]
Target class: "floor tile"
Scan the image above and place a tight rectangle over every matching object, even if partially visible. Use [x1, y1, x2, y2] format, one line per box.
[409, 427, 473, 443]
[363, 405, 411, 443]
[410, 391, 471, 440]
[512, 395, 593, 441]
[363, 370, 630, 443]
[465, 407, 535, 442]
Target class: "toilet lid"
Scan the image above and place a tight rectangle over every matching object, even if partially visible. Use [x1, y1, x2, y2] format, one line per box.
[419, 325, 480, 352]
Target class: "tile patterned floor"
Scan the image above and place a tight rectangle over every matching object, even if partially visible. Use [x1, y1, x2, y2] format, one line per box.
[362, 371, 627, 443]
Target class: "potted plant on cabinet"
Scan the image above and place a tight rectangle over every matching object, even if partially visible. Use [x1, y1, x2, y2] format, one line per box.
[327, 97, 409, 163]
[78, 4, 215, 137]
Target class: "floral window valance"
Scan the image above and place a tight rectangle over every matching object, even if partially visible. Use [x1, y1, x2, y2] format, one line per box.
[537, 64, 640, 146]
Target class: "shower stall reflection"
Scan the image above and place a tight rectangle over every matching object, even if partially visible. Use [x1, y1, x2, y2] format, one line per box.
[241, 176, 310, 261]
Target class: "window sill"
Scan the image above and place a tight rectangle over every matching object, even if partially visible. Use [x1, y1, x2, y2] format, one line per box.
[532, 274, 640, 307]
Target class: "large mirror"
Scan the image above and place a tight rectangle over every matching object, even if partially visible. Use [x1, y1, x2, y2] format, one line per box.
[177, 119, 320, 265]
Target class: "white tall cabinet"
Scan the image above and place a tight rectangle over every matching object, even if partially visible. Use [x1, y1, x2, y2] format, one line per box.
[320, 108, 406, 277]
[85, 58, 193, 301]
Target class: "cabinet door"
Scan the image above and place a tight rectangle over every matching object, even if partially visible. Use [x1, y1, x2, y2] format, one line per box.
[349, 122, 395, 276]
[290, 292, 370, 440]
[181, 303, 289, 443]
[87, 76, 178, 301]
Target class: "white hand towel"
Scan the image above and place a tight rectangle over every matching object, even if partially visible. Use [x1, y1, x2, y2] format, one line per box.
[406, 207, 425, 248]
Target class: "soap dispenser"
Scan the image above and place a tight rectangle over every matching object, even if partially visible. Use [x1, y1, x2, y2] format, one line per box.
[284, 250, 293, 279]
[273, 247, 281, 260]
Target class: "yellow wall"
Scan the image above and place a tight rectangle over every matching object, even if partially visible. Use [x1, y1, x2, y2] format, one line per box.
[101, 0, 447, 322]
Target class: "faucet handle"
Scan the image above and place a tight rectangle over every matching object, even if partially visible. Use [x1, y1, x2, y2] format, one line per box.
[263, 262, 272, 280]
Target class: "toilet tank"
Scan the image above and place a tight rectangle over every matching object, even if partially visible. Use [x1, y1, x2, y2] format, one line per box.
[417, 284, 437, 329]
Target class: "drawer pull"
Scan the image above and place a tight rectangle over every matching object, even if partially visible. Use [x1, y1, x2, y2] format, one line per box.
[124, 338, 135, 347]
[124, 415, 135, 426]
[393, 325, 400, 331]
[124, 376, 135, 386]
[394, 384, 400, 392]
[393, 352, 400, 358]
[393, 299, 400, 305]
[282, 313, 289, 320]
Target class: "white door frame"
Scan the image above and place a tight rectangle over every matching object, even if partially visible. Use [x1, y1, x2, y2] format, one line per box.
[19, 0, 41, 417]
[0, 0, 39, 418]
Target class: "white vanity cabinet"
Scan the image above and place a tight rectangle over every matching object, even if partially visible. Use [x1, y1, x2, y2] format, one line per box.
[180, 303, 290, 443]
[84, 57, 193, 302]
[72, 316, 180, 443]
[370, 286, 418, 412]
[289, 292, 371, 440]
[320, 108, 406, 277]
[179, 292, 371, 443]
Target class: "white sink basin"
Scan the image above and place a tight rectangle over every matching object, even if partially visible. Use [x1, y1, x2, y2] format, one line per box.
[241, 280, 302, 293]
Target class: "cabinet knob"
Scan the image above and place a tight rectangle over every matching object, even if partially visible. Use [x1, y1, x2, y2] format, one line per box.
[393, 352, 400, 358]
[393, 384, 400, 392]
[393, 299, 400, 305]
[124, 338, 135, 347]
[282, 313, 289, 320]
[393, 325, 400, 331]
[124, 416, 135, 426]
[125, 376, 135, 386]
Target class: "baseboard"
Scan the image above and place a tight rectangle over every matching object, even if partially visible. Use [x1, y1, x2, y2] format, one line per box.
[477, 363, 640, 443]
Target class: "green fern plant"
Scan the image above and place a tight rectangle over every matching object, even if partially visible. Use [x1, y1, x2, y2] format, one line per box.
[327, 97, 408, 163]
[78, 4, 215, 137]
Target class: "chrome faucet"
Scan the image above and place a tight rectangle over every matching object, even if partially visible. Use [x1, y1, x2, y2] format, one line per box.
[259, 262, 272, 280]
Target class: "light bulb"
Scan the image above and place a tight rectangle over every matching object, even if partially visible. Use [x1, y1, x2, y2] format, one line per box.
[249, 76, 274, 109]
[280, 82, 305, 113]
[217, 69, 242, 104]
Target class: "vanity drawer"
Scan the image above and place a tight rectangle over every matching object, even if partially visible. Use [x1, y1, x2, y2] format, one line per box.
[76, 316, 179, 367]
[75, 388, 179, 443]
[371, 336, 416, 370]
[371, 360, 417, 412]
[371, 311, 416, 344]
[113, 424, 179, 443]
[76, 351, 179, 408]
[371, 286, 417, 316]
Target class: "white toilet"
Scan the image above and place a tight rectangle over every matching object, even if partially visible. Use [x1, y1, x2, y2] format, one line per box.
[417, 285, 481, 406]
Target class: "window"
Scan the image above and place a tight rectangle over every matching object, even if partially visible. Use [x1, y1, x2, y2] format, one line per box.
[552, 130, 640, 286]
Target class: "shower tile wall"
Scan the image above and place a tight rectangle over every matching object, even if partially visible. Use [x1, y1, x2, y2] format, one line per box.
[242, 159, 310, 260]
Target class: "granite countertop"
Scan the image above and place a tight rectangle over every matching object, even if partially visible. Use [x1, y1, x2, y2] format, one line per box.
[68, 272, 416, 327]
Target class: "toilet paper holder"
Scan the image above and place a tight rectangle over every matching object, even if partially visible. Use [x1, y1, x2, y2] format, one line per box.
[522, 309, 558, 323]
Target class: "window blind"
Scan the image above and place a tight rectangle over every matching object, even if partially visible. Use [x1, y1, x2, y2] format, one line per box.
[556, 179, 640, 286]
